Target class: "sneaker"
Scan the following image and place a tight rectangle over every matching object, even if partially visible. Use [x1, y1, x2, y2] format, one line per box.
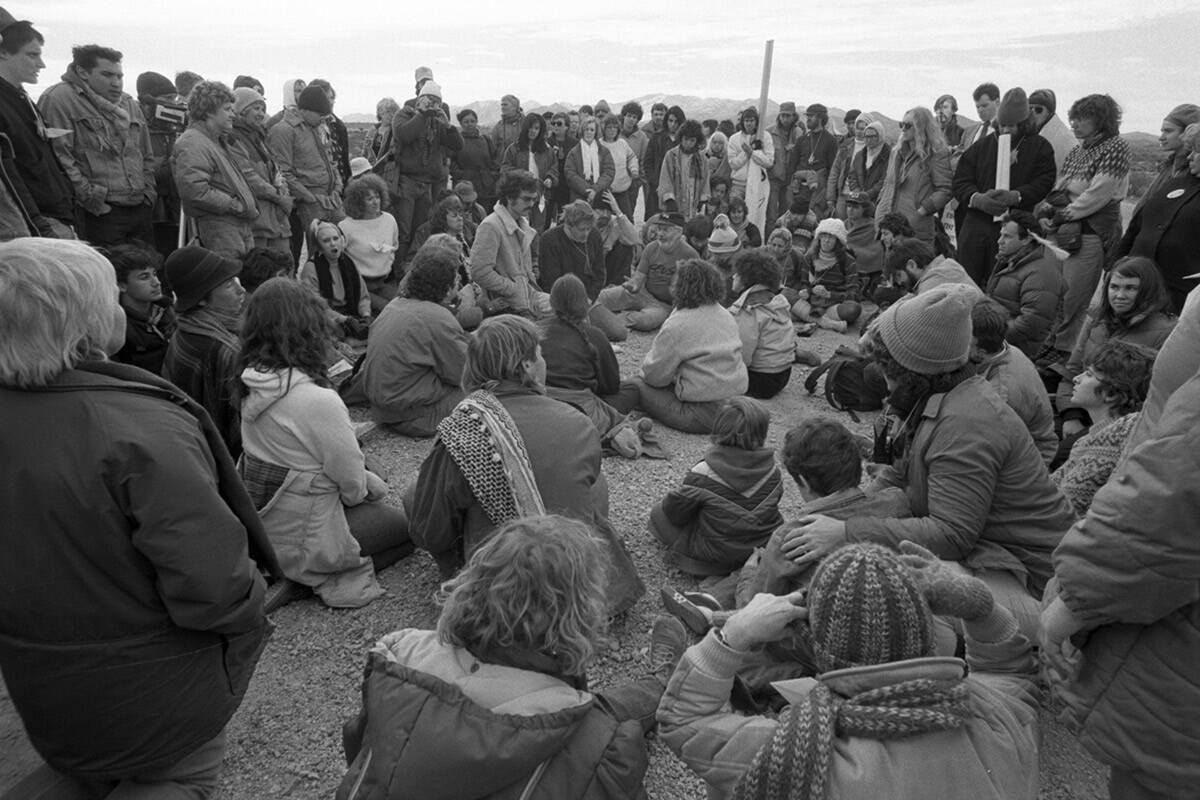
[649, 615, 689, 680]
[794, 348, 822, 367]
[661, 587, 716, 635]
[264, 578, 312, 614]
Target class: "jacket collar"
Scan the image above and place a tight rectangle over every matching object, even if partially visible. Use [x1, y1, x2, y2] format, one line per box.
[493, 202, 530, 237]
[773, 656, 965, 705]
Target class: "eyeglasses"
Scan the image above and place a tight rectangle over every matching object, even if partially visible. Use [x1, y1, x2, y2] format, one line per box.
[551, 121, 564, 127]
[899, 121, 914, 130]
[516, 194, 539, 203]
[864, 132, 880, 138]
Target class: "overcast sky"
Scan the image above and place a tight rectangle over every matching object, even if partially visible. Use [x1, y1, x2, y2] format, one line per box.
[22, 0, 1198, 132]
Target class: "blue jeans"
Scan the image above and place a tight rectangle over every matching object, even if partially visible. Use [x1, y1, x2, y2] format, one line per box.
[633, 379, 725, 434]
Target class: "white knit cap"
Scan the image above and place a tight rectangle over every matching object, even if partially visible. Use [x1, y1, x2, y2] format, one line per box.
[814, 217, 848, 247]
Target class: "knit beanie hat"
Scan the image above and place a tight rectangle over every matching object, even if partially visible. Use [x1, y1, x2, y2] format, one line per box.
[996, 87, 1030, 127]
[1165, 103, 1200, 131]
[349, 157, 372, 178]
[876, 283, 975, 374]
[1028, 89, 1056, 114]
[232, 74, 261, 91]
[232, 87, 265, 116]
[707, 214, 740, 254]
[814, 217, 847, 247]
[297, 85, 332, 115]
[806, 544, 934, 673]
[165, 246, 242, 313]
[768, 226, 792, 247]
[419, 81, 442, 99]
[414, 66, 434, 84]
[136, 71, 176, 100]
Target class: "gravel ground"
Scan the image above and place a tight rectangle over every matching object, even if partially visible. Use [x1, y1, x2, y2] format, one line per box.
[0, 324, 1108, 799]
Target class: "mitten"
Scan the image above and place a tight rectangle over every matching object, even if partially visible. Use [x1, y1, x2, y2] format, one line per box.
[897, 541, 994, 621]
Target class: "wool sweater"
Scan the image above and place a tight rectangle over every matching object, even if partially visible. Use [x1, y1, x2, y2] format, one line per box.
[600, 136, 640, 192]
[641, 304, 748, 402]
[1051, 412, 1138, 520]
[339, 213, 399, 280]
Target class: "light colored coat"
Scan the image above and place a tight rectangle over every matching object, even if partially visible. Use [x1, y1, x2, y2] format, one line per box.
[642, 304, 749, 402]
[468, 203, 542, 312]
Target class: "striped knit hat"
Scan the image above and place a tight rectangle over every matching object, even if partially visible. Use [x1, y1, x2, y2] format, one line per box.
[808, 544, 934, 672]
[875, 283, 975, 375]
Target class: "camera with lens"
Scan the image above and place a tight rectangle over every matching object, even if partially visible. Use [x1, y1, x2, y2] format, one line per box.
[147, 98, 187, 132]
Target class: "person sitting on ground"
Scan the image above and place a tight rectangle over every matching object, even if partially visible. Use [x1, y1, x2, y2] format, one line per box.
[705, 213, 742, 303]
[344, 246, 469, 437]
[787, 283, 1075, 644]
[541, 274, 635, 433]
[704, 173, 732, 218]
[658, 543, 1040, 800]
[453, 180, 488, 227]
[727, 195, 762, 249]
[684, 213, 714, 258]
[766, 226, 804, 297]
[469, 170, 552, 318]
[598, 211, 699, 332]
[728, 249, 796, 399]
[0, 238, 274, 800]
[338, 173, 399, 314]
[408, 193, 475, 277]
[649, 397, 783, 576]
[300, 219, 372, 340]
[338, 515, 686, 799]
[108, 242, 177, 374]
[537, 199, 627, 342]
[1052, 256, 1175, 445]
[986, 209, 1064, 358]
[790, 218, 862, 332]
[408, 315, 645, 612]
[161, 245, 246, 458]
[593, 190, 639, 287]
[886, 236, 980, 297]
[1050, 340, 1154, 519]
[970, 298, 1058, 465]
[632, 259, 749, 434]
[844, 190, 884, 295]
[239, 246, 293, 294]
[870, 213, 917, 309]
[238, 278, 411, 609]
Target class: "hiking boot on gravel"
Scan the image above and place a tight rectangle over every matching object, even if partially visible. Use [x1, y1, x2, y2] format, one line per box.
[264, 578, 312, 614]
[649, 615, 689, 682]
[661, 587, 720, 635]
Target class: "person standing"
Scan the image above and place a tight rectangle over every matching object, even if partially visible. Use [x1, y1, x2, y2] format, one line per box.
[766, 102, 800, 230]
[962, 82, 1001, 150]
[308, 79, 350, 186]
[792, 103, 838, 217]
[135, 71, 184, 258]
[228, 87, 293, 255]
[490, 93, 522, 158]
[391, 80, 462, 262]
[643, 105, 684, 219]
[728, 107, 773, 235]
[39, 44, 155, 246]
[658, 119, 709, 218]
[1028, 89, 1076, 171]
[875, 107, 953, 246]
[0, 12, 75, 237]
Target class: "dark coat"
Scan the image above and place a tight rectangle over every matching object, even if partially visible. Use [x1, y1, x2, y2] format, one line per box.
[113, 300, 177, 374]
[0, 362, 272, 781]
[538, 225, 607, 299]
[391, 106, 463, 184]
[1116, 171, 1200, 309]
[0, 76, 74, 225]
[952, 131, 1057, 228]
[985, 243, 1063, 358]
[846, 143, 891, 202]
[451, 129, 499, 200]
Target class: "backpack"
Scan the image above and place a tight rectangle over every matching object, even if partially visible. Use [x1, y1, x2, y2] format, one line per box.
[803, 345, 889, 422]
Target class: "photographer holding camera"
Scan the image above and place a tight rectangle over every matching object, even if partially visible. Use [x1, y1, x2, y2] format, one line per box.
[137, 71, 184, 258]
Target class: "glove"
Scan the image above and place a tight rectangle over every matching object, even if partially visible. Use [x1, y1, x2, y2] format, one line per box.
[970, 192, 1007, 217]
[896, 541, 994, 621]
[987, 189, 1020, 207]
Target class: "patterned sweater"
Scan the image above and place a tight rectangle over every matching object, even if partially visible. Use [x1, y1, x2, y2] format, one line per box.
[1051, 412, 1139, 519]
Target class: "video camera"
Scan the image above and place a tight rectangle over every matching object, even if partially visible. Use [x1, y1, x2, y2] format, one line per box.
[145, 97, 187, 132]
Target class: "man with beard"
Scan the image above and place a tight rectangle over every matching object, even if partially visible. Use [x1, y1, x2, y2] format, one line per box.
[40, 44, 156, 246]
[952, 87, 1056, 287]
[766, 101, 800, 230]
[658, 119, 710, 217]
[1027, 89, 1076, 171]
[791, 103, 838, 217]
[642, 105, 683, 219]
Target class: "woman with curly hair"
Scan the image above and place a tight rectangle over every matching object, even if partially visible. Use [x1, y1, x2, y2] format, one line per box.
[1051, 340, 1155, 518]
[729, 250, 795, 398]
[727, 107, 774, 234]
[1054, 256, 1176, 443]
[339, 514, 683, 798]
[1038, 94, 1132, 360]
[172, 80, 259, 258]
[634, 259, 749, 433]
[339, 173, 399, 313]
[874, 106, 952, 247]
[499, 112, 557, 230]
[726, 195, 762, 249]
[409, 194, 475, 278]
[238, 277, 411, 609]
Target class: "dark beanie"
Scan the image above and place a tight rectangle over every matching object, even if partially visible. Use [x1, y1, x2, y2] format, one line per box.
[136, 71, 175, 100]
[233, 74, 261, 90]
[297, 85, 332, 115]
[997, 87, 1030, 127]
[1028, 89, 1056, 115]
[806, 103, 828, 117]
[165, 246, 242, 313]
[844, 108, 862, 123]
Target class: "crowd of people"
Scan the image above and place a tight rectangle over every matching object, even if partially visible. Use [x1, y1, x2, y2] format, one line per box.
[2, 6, 1199, 800]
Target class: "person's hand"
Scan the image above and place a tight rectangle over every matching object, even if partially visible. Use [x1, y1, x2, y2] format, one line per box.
[365, 470, 388, 502]
[721, 590, 808, 651]
[761, 522, 807, 583]
[780, 514, 847, 565]
[811, 285, 830, 299]
[276, 193, 294, 214]
[915, 207, 928, 217]
[1040, 594, 1085, 686]
[797, 288, 809, 300]
[741, 139, 753, 155]
[542, 178, 552, 189]
[1062, 419, 1087, 438]
[603, 190, 620, 213]
[988, 189, 1020, 207]
[621, 280, 638, 293]
[586, 189, 597, 204]
[896, 541, 994, 620]
[971, 193, 1007, 217]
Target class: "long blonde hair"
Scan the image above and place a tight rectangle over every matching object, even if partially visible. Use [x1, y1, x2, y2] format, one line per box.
[900, 106, 947, 162]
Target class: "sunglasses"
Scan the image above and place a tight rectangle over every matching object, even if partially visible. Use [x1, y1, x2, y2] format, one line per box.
[1030, 105, 1046, 114]
[899, 121, 914, 130]
[864, 132, 880, 138]
[551, 121, 564, 127]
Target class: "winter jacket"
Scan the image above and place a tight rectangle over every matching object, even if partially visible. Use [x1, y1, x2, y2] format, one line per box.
[113, 300, 177, 375]
[846, 143, 891, 202]
[240, 368, 382, 607]
[355, 296, 468, 426]
[657, 146, 710, 216]
[952, 132, 1057, 228]
[0, 362, 270, 782]
[875, 144, 952, 243]
[766, 121, 800, 184]
[658, 445, 784, 573]
[392, 106, 463, 184]
[172, 125, 258, 223]
[538, 226, 607, 299]
[600, 136, 639, 193]
[452, 128, 499, 200]
[229, 118, 292, 241]
[564, 141, 615, 202]
[845, 216, 882, 276]
[825, 136, 856, 206]
[542, 317, 621, 397]
[729, 286, 795, 373]
[0, 76, 74, 225]
[499, 144, 558, 199]
[38, 72, 155, 213]
[985, 243, 1063, 358]
[1037, 114, 1077, 172]
[1051, 366, 1200, 795]
[0, 132, 35, 238]
[337, 629, 649, 800]
[976, 344, 1058, 465]
[641, 305, 749, 402]
[1054, 310, 1176, 418]
[490, 114, 523, 160]
[267, 107, 341, 202]
[469, 203, 542, 312]
[1116, 170, 1200, 307]
[848, 376, 1074, 594]
[642, 130, 677, 192]
[658, 610, 1039, 800]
